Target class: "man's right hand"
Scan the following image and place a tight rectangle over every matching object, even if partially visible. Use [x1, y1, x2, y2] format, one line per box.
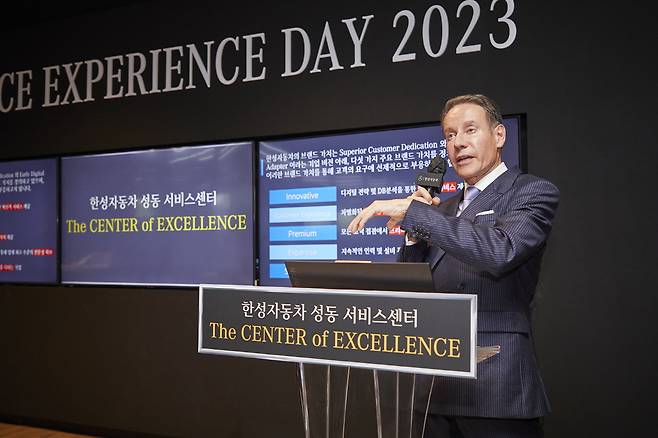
[410, 186, 441, 206]
[404, 186, 440, 245]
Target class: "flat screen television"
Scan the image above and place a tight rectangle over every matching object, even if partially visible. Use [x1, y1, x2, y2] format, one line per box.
[61, 142, 255, 286]
[258, 117, 523, 286]
[0, 158, 58, 284]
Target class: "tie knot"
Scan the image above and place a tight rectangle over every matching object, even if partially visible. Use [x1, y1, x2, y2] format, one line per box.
[464, 186, 480, 201]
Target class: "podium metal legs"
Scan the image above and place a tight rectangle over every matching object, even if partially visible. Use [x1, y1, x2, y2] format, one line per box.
[299, 363, 311, 438]
[372, 371, 435, 438]
[297, 347, 501, 437]
[298, 365, 434, 438]
[298, 363, 351, 438]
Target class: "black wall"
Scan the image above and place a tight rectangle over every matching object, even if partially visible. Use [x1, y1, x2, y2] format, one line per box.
[1, 1, 656, 436]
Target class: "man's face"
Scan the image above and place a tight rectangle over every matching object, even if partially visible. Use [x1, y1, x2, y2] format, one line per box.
[442, 103, 505, 186]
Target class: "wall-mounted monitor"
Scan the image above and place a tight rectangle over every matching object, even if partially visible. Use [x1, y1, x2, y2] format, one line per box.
[258, 117, 522, 286]
[61, 143, 254, 286]
[0, 158, 58, 284]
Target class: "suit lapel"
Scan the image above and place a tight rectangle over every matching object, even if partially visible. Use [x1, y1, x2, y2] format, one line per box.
[459, 167, 520, 220]
[427, 167, 521, 269]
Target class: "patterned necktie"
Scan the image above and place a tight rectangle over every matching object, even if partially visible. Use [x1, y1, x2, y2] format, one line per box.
[457, 186, 480, 217]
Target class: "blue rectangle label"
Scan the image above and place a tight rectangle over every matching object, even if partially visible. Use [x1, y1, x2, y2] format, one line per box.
[269, 263, 289, 279]
[269, 205, 337, 224]
[269, 244, 338, 260]
[269, 186, 336, 205]
[269, 225, 337, 241]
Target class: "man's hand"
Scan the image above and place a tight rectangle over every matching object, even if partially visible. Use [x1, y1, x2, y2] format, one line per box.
[412, 186, 441, 207]
[347, 197, 413, 234]
[347, 186, 440, 234]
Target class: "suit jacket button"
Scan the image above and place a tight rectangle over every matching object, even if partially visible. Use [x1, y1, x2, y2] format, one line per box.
[457, 282, 464, 290]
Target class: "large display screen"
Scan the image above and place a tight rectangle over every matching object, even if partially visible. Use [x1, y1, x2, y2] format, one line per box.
[61, 143, 254, 286]
[258, 118, 522, 286]
[0, 158, 58, 283]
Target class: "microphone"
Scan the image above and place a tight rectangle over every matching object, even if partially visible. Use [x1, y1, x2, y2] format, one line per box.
[402, 155, 447, 241]
[415, 155, 447, 198]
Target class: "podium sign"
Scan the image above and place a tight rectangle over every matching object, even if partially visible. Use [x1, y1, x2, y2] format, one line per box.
[199, 284, 477, 378]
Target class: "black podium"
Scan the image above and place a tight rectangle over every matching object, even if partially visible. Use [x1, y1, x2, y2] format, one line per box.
[198, 263, 499, 438]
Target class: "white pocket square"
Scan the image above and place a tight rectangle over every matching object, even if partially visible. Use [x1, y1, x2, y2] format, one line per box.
[475, 210, 495, 217]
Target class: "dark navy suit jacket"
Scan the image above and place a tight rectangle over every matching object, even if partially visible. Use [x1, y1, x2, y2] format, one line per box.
[398, 166, 559, 419]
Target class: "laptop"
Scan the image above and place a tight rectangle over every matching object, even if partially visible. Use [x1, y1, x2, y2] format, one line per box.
[285, 260, 435, 292]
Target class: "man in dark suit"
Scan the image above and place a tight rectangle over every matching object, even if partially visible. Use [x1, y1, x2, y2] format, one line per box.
[347, 94, 559, 437]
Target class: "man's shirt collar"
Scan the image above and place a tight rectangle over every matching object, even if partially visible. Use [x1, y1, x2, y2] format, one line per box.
[465, 161, 508, 192]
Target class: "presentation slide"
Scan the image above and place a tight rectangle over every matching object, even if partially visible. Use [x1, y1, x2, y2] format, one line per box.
[61, 143, 254, 286]
[0, 158, 58, 283]
[258, 118, 521, 286]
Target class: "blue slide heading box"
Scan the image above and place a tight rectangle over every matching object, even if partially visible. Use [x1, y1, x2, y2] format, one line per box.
[270, 186, 336, 205]
[269, 244, 338, 260]
[269, 205, 337, 223]
[269, 263, 289, 279]
[270, 225, 337, 241]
